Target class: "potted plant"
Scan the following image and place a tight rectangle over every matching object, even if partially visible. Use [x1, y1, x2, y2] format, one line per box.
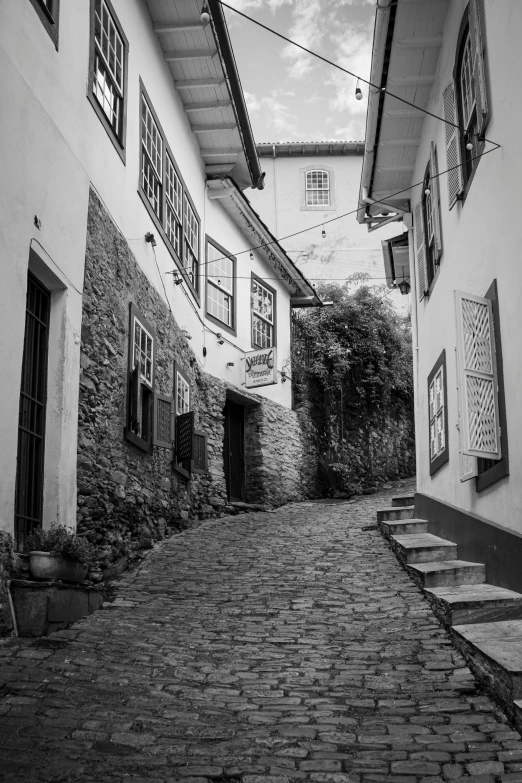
[25, 525, 96, 582]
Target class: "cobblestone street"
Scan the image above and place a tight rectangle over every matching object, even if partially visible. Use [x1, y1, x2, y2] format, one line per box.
[1, 480, 521, 783]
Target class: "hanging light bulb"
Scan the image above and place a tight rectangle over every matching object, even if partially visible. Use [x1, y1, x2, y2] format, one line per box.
[355, 79, 363, 101]
[250, 250, 254, 260]
[200, 3, 210, 23]
[466, 141, 473, 150]
[322, 225, 326, 239]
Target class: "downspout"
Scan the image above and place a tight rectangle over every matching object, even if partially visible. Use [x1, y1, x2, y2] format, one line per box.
[357, 0, 393, 223]
[208, 0, 265, 190]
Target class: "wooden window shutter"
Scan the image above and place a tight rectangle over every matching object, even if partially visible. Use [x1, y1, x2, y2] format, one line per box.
[192, 429, 208, 475]
[129, 363, 141, 435]
[469, 0, 491, 137]
[455, 290, 501, 461]
[153, 393, 174, 449]
[176, 411, 195, 462]
[443, 82, 463, 209]
[414, 202, 428, 300]
[430, 142, 443, 262]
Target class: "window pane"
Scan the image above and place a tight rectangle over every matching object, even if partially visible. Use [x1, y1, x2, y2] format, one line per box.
[133, 317, 154, 386]
[141, 96, 162, 178]
[94, 0, 124, 93]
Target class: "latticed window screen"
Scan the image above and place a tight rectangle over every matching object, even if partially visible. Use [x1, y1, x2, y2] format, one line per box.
[141, 96, 162, 218]
[154, 396, 172, 447]
[207, 243, 234, 327]
[133, 316, 153, 386]
[176, 411, 194, 462]
[251, 278, 274, 349]
[93, 0, 124, 136]
[192, 431, 208, 474]
[305, 170, 330, 206]
[455, 291, 501, 460]
[429, 367, 445, 460]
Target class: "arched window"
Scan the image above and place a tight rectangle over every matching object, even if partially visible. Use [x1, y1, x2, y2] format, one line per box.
[305, 170, 330, 206]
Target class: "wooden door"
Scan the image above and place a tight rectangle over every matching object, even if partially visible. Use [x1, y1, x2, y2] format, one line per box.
[223, 401, 245, 502]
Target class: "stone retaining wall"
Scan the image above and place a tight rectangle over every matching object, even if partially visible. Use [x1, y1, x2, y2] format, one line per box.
[76, 189, 321, 574]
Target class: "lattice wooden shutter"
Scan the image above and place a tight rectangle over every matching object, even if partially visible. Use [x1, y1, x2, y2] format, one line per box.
[129, 364, 141, 435]
[176, 411, 195, 462]
[192, 429, 208, 475]
[455, 290, 501, 460]
[153, 393, 174, 449]
[414, 202, 427, 300]
[430, 142, 443, 262]
[443, 82, 463, 209]
[469, 0, 490, 137]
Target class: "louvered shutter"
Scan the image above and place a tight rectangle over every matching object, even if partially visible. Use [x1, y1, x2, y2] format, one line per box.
[430, 142, 443, 262]
[176, 411, 195, 462]
[455, 290, 501, 460]
[414, 202, 427, 301]
[469, 0, 490, 137]
[153, 393, 174, 449]
[129, 364, 141, 436]
[443, 82, 463, 209]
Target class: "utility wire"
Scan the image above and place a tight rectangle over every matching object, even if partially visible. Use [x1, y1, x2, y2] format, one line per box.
[218, 0, 499, 147]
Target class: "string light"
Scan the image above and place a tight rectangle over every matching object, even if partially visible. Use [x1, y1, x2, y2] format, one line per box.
[355, 79, 363, 101]
[250, 250, 254, 260]
[200, 3, 210, 23]
[321, 225, 326, 239]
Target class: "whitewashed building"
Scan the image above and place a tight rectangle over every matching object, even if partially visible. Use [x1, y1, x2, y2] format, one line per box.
[0, 0, 321, 602]
[359, 0, 522, 592]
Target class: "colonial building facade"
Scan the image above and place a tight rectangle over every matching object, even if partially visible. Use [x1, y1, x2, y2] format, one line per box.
[359, 0, 522, 590]
[0, 0, 322, 621]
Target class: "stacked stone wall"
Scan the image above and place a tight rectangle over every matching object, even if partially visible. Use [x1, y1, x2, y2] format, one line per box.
[76, 189, 322, 574]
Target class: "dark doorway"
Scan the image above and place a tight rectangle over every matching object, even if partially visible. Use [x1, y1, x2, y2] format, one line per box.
[223, 401, 245, 501]
[15, 273, 51, 551]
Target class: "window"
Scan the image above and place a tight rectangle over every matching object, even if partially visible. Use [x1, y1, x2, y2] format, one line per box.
[88, 0, 128, 160]
[173, 362, 207, 480]
[138, 83, 201, 299]
[428, 351, 449, 476]
[444, 0, 490, 206]
[305, 170, 330, 206]
[206, 239, 235, 333]
[251, 275, 276, 349]
[125, 304, 156, 454]
[29, 0, 60, 48]
[415, 144, 443, 300]
[176, 372, 190, 416]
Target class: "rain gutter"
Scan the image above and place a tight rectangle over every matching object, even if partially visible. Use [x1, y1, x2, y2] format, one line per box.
[208, 0, 265, 189]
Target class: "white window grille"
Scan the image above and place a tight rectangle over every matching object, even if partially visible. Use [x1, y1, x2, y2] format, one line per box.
[207, 243, 234, 327]
[133, 316, 153, 387]
[176, 371, 190, 416]
[165, 154, 182, 256]
[306, 170, 330, 206]
[429, 367, 445, 460]
[251, 279, 274, 349]
[183, 196, 199, 287]
[141, 96, 162, 218]
[93, 0, 124, 136]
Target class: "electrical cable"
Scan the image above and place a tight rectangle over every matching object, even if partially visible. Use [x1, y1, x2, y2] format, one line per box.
[217, 0, 499, 147]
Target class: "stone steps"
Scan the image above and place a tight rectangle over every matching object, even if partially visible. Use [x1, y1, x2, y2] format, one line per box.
[391, 494, 415, 508]
[380, 519, 428, 538]
[390, 532, 458, 564]
[377, 494, 522, 735]
[407, 559, 486, 589]
[376, 506, 414, 523]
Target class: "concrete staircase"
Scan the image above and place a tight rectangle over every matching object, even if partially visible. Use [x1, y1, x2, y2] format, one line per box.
[377, 494, 522, 732]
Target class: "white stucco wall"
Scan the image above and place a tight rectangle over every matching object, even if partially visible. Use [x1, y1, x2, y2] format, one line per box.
[410, 0, 522, 533]
[0, 0, 294, 535]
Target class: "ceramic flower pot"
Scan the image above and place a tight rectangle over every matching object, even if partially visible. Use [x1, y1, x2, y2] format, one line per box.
[29, 552, 88, 582]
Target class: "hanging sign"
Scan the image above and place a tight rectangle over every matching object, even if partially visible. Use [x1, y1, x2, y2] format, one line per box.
[245, 347, 277, 388]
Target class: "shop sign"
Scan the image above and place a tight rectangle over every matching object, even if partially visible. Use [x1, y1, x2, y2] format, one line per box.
[245, 347, 277, 388]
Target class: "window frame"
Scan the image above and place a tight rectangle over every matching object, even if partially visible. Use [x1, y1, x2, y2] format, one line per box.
[173, 361, 192, 479]
[305, 169, 330, 207]
[476, 280, 509, 491]
[29, 0, 60, 49]
[87, 0, 129, 163]
[205, 236, 237, 336]
[251, 273, 277, 350]
[124, 303, 156, 455]
[422, 162, 438, 290]
[428, 350, 449, 476]
[138, 80, 201, 303]
[300, 165, 335, 212]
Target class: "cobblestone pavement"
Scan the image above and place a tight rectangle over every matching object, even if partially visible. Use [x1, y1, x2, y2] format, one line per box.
[1, 479, 522, 783]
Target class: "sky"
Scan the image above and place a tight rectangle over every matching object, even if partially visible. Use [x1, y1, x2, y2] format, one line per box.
[222, 0, 376, 143]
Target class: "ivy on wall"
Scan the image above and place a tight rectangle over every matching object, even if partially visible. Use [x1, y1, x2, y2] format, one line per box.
[292, 280, 415, 495]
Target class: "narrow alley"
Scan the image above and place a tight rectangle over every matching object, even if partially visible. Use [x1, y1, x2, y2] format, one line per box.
[1, 481, 521, 783]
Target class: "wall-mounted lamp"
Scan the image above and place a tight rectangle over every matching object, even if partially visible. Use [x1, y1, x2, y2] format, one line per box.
[182, 329, 192, 340]
[145, 232, 157, 248]
[171, 270, 183, 285]
[216, 332, 225, 345]
[398, 279, 411, 295]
